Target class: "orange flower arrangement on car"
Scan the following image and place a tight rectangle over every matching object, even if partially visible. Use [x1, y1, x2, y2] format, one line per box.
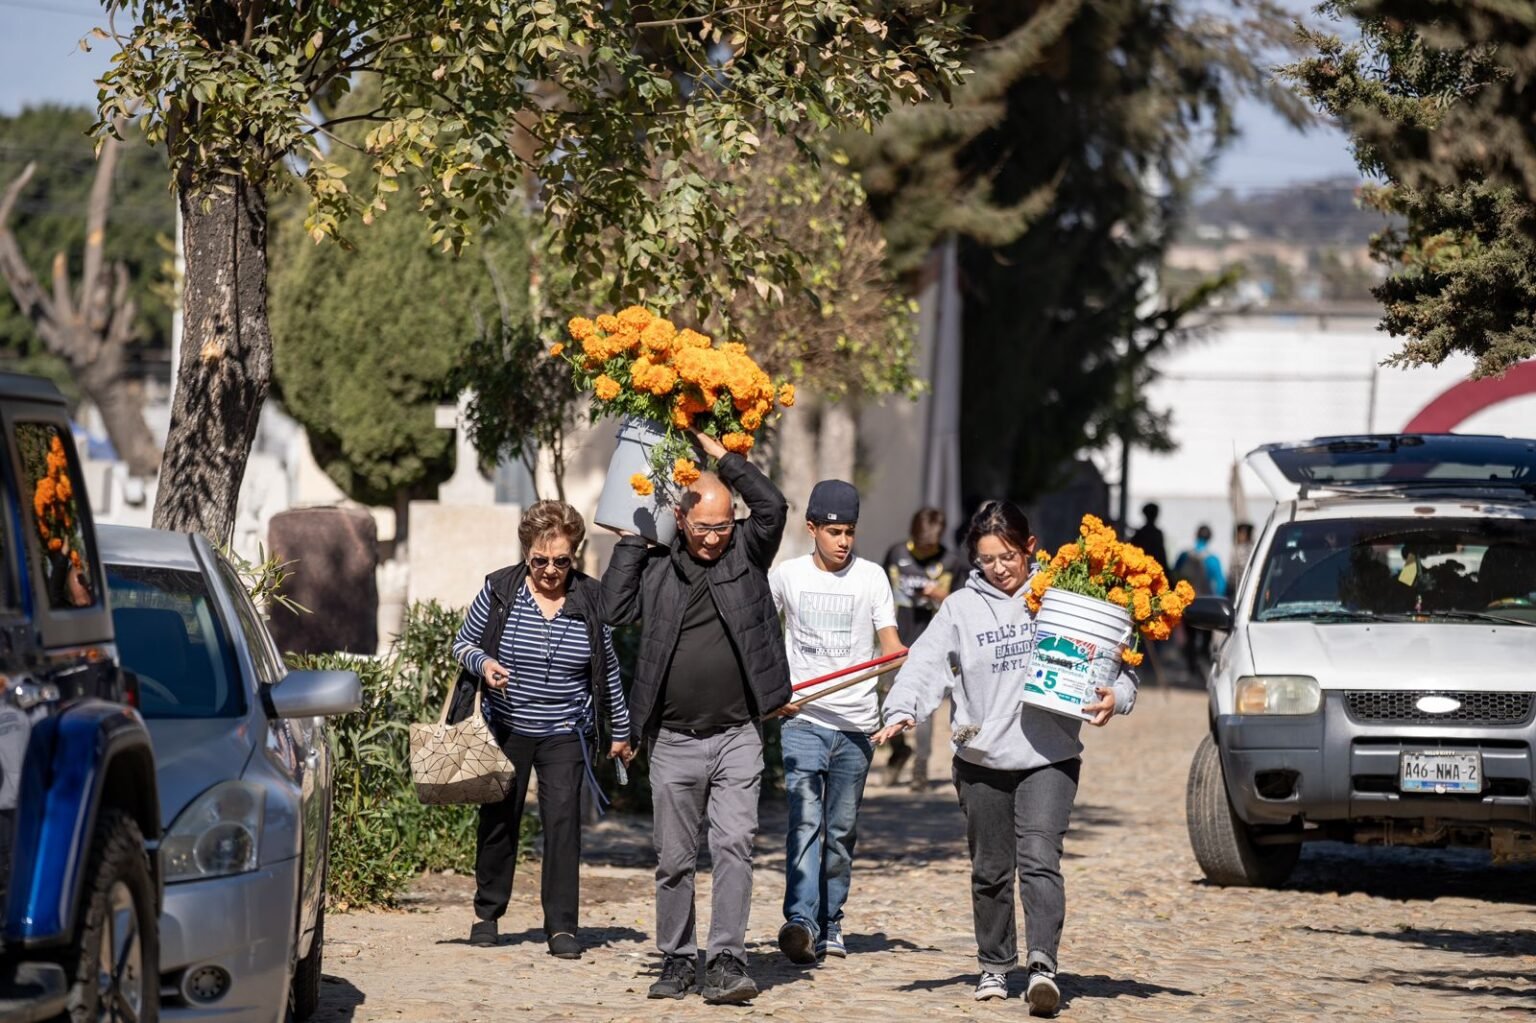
[556, 306, 793, 494]
[1027, 515, 1194, 666]
[33, 434, 83, 571]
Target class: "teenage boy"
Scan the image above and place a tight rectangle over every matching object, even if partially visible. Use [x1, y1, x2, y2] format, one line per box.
[768, 479, 902, 965]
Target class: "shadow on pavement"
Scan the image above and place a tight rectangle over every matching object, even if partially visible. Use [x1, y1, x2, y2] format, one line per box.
[1304, 926, 1536, 959]
[1319, 966, 1536, 1008]
[897, 971, 1194, 1001]
[1282, 843, 1536, 905]
[438, 924, 650, 949]
[314, 974, 366, 1022]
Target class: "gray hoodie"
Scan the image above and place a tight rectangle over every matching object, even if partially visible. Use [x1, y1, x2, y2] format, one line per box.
[882, 569, 1137, 771]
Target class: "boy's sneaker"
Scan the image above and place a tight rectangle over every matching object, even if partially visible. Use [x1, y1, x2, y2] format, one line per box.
[1026, 966, 1061, 1017]
[778, 919, 817, 965]
[815, 923, 847, 959]
[700, 950, 759, 1004]
[974, 971, 1008, 1001]
[647, 954, 696, 999]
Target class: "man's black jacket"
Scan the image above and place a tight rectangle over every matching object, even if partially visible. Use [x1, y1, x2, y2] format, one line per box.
[601, 452, 791, 741]
[446, 563, 620, 746]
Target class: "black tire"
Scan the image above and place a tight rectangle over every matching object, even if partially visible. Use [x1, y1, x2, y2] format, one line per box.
[1186, 733, 1300, 887]
[65, 809, 158, 1023]
[289, 898, 324, 1022]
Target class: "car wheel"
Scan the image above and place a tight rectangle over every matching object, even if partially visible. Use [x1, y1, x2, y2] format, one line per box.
[65, 809, 159, 1023]
[289, 898, 324, 1022]
[1186, 733, 1301, 887]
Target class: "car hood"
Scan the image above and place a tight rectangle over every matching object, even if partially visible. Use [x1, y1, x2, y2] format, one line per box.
[1246, 622, 1536, 691]
[146, 717, 257, 829]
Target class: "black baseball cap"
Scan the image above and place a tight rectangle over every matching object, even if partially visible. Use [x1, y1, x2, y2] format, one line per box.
[807, 479, 859, 524]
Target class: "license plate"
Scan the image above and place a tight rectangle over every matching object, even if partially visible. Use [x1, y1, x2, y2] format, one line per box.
[1399, 750, 1483, 794]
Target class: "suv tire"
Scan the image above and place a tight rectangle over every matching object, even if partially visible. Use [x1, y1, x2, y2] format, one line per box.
[64, 809, 159, 1023]
[289, 898, 325, 1021]
[1186, 734, 1301, 887]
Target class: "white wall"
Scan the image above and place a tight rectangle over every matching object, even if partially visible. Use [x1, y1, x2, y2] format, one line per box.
[1127, 311, 1534, 567]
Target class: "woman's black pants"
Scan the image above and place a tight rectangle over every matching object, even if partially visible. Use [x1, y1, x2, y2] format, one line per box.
[474, 730, 586, 935]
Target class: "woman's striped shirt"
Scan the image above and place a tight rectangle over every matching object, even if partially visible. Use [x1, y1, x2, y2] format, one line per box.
[452, 579, 630, 739]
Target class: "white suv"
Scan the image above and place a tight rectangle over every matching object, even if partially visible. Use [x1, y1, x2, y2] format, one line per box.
[1185, 434, 1536, 886]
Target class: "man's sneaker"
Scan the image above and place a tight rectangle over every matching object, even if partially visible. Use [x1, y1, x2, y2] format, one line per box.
[815, 923, 847, 959]
[778, 919, 817, 965]
[469, 919, 497, 948]
[1026, 966, 1061, 1017]
[700, 950, 759, 1004]
[974, 971, 1008, 1001]
[647, 954, 696, 999]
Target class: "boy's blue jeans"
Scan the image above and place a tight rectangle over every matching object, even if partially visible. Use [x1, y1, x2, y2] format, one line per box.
[780, 718, 875, 937]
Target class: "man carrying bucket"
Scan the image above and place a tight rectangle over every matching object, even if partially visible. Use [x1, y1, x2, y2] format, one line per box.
[768, 480, 903, 965]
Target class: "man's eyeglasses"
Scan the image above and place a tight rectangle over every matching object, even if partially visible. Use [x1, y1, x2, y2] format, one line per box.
[976, 550, 1023, 569]
[528, 555, 573, 570]
[685, 519, 735, 537]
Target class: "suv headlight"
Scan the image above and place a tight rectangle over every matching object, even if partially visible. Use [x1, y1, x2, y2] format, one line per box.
[1235, 676, 1321, 715]
[162, 781, 264, 882]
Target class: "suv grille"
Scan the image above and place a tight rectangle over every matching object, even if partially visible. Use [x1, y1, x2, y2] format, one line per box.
[1344, 690, 1535, 726]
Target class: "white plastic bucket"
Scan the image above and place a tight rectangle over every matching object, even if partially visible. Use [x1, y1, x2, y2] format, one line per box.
[593, 416, 678, 546]
[1022, 588, 1133, 721]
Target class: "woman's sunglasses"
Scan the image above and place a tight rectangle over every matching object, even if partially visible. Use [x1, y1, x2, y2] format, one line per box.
[529, 555, 573, 570]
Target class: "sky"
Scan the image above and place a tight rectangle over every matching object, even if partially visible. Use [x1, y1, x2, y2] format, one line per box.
[0, 1, 1362, 194]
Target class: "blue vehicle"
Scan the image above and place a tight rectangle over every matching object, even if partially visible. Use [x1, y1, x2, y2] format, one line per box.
[0, 375, 160, 1022]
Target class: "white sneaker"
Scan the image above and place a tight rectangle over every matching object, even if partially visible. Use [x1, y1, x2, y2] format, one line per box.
[1026, 967, 1060, 1017]
[974, 971, 1007, 1001]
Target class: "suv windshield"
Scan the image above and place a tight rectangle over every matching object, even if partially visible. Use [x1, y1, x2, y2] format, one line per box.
[106, 563, 244, 718]
[1253, 517, 1536, 624]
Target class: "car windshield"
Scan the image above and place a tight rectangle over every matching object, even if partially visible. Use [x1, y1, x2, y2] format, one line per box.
[1253, 517, 1536, 624]
[106, 564, 244, 719]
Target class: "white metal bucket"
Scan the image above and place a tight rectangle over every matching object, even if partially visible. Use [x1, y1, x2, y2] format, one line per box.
[1022, 588, 1133, 721]
[592, 416, 678, 546]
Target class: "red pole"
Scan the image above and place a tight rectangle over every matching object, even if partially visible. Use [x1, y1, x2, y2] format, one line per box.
[790, 648, 910, 693]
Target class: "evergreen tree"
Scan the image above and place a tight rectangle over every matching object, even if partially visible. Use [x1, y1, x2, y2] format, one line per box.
[1286, 2, 1536, 376]
[850, 0, 1306, 503]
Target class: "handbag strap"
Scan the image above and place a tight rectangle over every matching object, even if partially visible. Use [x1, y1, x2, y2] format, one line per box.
[437, 675, 482, 728]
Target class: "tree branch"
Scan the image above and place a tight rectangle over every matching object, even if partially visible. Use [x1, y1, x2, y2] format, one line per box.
[632, 3, 774, 29]
[80, 131, 124, 316]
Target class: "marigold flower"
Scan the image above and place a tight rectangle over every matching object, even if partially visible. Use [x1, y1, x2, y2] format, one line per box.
[672, 458, 701, 487]
[630, 474, 654, 496]
[1174, 579, 1196, 604]
[48, 537, 62, 552]
[1107, 587, 1130, 607]
[567, 316, 597, 343]
[1132, 589, 1154, 622]
[548, 342, 565, 357]
[740, 409, 763, 431]
[593, 374, 621, 401]
[721, 432, 754, 454]
[1121, 648, 1145, 666]
[640, 318, 677, 352]
[778, 383, 796, 407]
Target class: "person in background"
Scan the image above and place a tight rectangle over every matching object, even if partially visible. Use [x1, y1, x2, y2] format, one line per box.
[1174, 524, 1226, 676]
[771, 480, 902, 965]
[450, 500, 632, 960]
[881, 507, 959, 790]
[1230, 522, 1255, 593]
[1131, 502, 1169, 574]
[601, 429, 791, 1004]
[874, 500, 1137, 1015]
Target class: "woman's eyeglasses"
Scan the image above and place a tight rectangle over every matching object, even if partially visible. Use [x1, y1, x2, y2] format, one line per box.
[528, 555, 573, 570]
[976, 550, 1023, 569]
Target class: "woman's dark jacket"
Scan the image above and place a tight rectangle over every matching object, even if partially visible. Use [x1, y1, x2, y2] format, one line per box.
[446, 564, 620, 746]
[601, 452, 791, 741]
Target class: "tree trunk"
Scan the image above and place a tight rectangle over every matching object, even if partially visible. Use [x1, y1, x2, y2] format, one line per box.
[777, 395, 819, 560]
[817, 398, 858, 486]
[77, 349, 161, 476]
[152, 175, 272, 543]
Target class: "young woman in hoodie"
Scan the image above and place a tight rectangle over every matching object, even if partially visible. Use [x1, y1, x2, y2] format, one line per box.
[873, 500, 1137, 1016]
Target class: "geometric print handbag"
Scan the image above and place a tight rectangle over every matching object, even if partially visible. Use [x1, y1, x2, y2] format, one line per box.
[409, 682, 515, 805]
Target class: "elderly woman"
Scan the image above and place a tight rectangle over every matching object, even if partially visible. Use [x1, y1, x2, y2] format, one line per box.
[452, 500, 633, 960]
[874, 500, 1137, 1016]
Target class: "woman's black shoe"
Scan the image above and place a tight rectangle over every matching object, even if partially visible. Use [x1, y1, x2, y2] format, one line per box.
[548, 932, 583, 959]
[469, 920, 498, 947]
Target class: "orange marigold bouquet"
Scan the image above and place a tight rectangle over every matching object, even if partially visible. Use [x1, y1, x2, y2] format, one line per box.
[1026, 514, 1195, 666]
[556, 306, 794, 494]
[32, 434, 84, 570]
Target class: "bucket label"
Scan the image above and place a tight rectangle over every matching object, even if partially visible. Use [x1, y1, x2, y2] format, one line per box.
[1024, 631, 1099, 706]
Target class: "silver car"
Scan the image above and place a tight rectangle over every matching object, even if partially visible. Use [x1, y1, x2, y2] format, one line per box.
[99, 525, 361, 1021]
[1185, 434, 1536, 887]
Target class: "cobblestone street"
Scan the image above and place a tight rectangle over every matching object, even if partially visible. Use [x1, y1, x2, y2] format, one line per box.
[317, 688, 1536, 1022]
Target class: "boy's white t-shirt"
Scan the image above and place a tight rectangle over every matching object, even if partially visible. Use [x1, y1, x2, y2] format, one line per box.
[769, 553, 898, 733]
